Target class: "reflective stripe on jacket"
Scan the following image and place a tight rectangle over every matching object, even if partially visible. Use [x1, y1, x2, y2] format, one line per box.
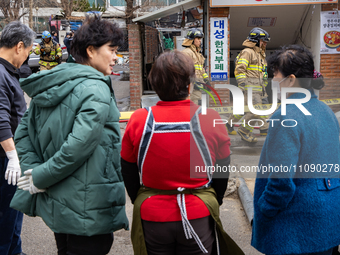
[235, 39, 268, 93]
[35, 39, 62, 65]
[38, 60, 58, 67]
[182, 45, 208, 83]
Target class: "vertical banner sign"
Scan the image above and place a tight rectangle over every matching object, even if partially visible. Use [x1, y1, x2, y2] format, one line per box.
[320, 11, 340, 54]
[211, 0, 338, 8]
[210, 17, 229, 81]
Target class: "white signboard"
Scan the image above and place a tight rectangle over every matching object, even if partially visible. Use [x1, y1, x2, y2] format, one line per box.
[211, 0, 338, 8]
[210, 17, 229, 81]
[248, 17, 277, 27]
[320, 11, 340, 54]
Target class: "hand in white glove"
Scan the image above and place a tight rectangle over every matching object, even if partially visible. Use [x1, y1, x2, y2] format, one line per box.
[5, 150, 21, 185]
[17, 169, 46, 195]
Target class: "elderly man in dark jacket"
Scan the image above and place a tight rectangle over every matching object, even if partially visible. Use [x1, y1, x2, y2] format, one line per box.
[0, 21, 35, 255]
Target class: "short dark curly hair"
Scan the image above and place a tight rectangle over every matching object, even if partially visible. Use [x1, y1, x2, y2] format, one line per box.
[148, 50, 195, 101]
[70, 15, 123, 64]
[268, 44, 324, 90]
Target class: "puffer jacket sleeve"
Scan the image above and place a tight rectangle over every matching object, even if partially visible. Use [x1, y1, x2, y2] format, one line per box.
[14, 109, 44, 171]
[31, 82, 111, 189]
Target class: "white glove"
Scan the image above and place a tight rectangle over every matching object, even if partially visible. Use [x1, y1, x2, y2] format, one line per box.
[17, 169, 46, 195]
[5, 150, 21, 185]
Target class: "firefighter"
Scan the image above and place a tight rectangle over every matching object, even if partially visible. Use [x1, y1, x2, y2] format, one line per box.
[35, 31, 62, 71]
[226, 27, 270, 143]
[182, 28, 210, 105]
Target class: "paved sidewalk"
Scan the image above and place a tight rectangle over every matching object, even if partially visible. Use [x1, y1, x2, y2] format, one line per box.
[21, 144, 264, 255]
[19, 74, 264, 255]
[21, 188, 263, 255]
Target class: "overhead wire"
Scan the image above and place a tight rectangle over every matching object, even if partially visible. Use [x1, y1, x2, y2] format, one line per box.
[297, 5, 312, 48]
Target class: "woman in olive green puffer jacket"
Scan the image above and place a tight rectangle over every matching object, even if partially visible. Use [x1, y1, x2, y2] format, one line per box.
[10, 16, 129, 255]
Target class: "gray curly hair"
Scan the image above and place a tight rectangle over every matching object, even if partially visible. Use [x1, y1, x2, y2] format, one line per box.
[0, 21, 36, 49]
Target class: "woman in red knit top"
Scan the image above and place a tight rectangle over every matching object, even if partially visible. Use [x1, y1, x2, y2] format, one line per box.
[121, 50, 243, 255]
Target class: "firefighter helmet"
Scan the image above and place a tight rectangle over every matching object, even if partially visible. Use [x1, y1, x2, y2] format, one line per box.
[185, 28, 204, 40]
[247, 27, 270, 43]
[42, 31, 51, 39]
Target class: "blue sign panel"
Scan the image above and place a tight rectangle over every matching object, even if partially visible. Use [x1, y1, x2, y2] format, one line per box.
[211, 72, 228, 81]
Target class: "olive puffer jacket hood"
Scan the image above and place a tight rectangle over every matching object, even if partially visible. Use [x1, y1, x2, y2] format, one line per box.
[11, 63, 129, 236]
[21, 63, 108, 107]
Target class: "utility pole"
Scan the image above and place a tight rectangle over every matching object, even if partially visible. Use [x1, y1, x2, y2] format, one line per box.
[29, 0, 33, 29]
[35, 7, 39, 32]
[21, 0, 25, 25]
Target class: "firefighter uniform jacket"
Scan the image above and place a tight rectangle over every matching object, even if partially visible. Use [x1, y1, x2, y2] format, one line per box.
[182, 44, 209, 84]
[34, 39, 62, 68]
[235, 39, 268, 94]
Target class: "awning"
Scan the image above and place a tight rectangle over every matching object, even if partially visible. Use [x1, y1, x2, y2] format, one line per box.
[132, 0, 201, 23]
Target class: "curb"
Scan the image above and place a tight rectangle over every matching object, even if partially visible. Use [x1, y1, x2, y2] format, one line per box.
[237, 176, 254, 225]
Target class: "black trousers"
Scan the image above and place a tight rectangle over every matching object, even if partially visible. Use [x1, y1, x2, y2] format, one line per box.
[142, 216, 215, 255]
[0, 157, 23, 255]
[333, 246, 340, 255]
[54, 232, 113, 255]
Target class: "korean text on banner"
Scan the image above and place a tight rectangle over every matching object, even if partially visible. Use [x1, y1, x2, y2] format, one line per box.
[210, 17, 229, 81]
[320, 11, 340, 54]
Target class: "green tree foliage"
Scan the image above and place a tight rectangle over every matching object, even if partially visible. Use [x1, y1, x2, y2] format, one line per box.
[73, 0, 106, 12]
[60, 0, 106, 19]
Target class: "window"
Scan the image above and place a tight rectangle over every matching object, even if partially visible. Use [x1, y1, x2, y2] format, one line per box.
[110, 0, 126, 6]
[141, 0, 178, 6]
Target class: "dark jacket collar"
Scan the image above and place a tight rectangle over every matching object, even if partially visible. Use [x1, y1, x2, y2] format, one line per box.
[0, 57, 19, 79]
